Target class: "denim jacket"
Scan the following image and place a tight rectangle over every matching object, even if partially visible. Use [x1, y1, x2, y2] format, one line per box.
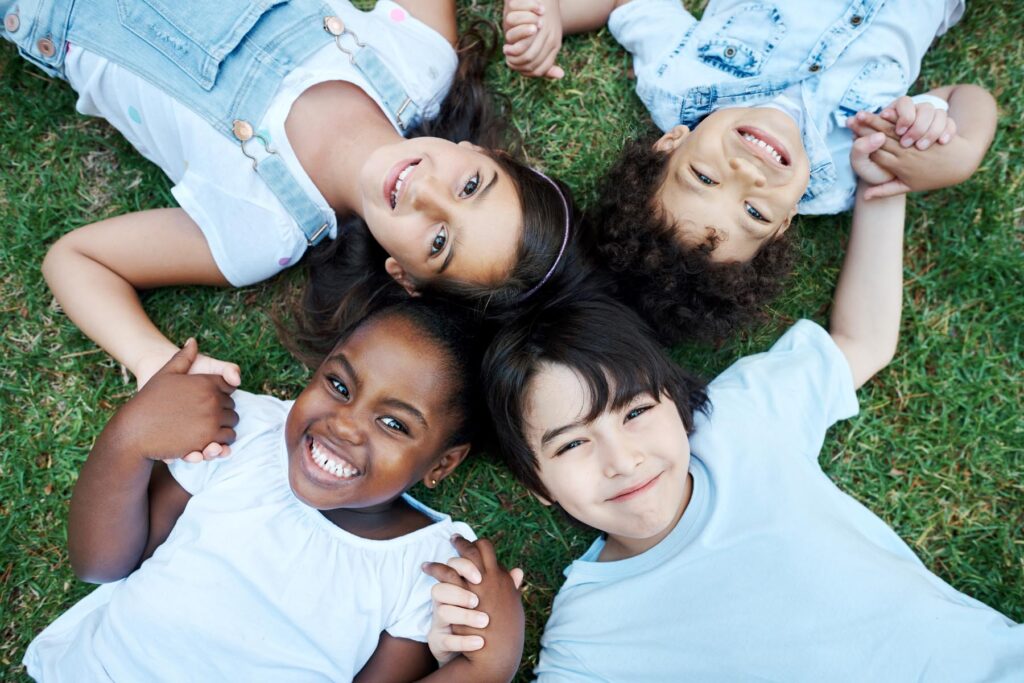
[610, 0, 964, 214]
[2, 0, 427, 244]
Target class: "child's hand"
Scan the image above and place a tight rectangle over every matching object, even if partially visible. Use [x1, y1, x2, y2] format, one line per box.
[847, 111, 975, 199]
[877, 95, 957, 150]
[116, 339, 239, 462]
[423, 535, 525, 676]
[503, 0, 565, 79]
[135, 345, 242, 391]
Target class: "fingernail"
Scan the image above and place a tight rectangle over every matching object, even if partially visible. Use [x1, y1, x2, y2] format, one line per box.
[470, 595, 479, 608]
[901, 138, 912, 147]
[896, 127, 907, 135]
[471, 572, 482, 584]
[469, 637, 484, 650]
[474, 614, 490, 628]
[940, 134, 950, 144]
[917, 140, 930, 150]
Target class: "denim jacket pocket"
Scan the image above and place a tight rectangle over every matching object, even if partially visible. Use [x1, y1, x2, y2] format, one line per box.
[836, 57, 907, 119]
[115, 0, 288, 90]
[698, 3, 786, 78]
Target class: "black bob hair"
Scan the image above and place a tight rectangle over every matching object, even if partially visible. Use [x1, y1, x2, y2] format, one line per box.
[481, 283, 710, 501]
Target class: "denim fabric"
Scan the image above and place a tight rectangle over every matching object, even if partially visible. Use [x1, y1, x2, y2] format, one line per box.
[2, 0, 421, 244]
[609, 0, 964, 214]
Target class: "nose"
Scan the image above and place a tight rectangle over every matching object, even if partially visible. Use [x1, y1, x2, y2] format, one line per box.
[729, 157, 767, 187]
[330, 412, 366, 447]
[601, 439, 644, 478]
[409, 174, 452, 217]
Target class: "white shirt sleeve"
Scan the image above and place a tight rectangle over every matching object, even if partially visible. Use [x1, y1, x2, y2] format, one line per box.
[172, 171, 308, 287]
[608, 0, 698, 75]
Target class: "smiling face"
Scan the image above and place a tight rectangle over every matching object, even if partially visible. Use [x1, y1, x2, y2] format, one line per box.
[358, 138, 523, 292]
[522, 362, 694, 560]
[655, 108, 811, 263]
[284, 314, 467, 514]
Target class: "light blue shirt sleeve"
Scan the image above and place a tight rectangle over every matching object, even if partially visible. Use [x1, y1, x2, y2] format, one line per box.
[608, 0, 697, 76]
[697, 320, 859, 463]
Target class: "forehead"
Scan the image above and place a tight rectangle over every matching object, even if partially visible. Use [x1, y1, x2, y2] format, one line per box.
[449, 165, 521, 285]
[331, 315, 453, 413]
[523, 362, 594, 436]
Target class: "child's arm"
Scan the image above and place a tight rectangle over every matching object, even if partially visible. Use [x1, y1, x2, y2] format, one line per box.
[68, 339, 238, 583]
[417, 536, 526, 683]
[845, 85, 997, 199]
[828, 135, 907, 389]
[42, 207, 242, 388]
[502, 0, 631, 78]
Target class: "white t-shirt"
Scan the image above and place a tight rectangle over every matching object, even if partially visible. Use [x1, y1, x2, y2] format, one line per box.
[62, 0, 457, 286]
[23, 391, 475, 681]
[535, 321, 1024, 682]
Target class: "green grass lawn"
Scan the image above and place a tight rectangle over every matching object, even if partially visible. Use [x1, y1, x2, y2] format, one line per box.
[1, 1, 1022, 679]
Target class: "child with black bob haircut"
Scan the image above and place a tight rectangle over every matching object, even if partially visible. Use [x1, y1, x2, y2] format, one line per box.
[500, 0, 996, 343]
[423, 175, 1024, 678]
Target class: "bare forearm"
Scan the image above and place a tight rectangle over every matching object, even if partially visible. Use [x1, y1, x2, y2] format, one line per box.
[929, 84, 997, 174]
[557, 0, 628, 33]
[417, 655, 512, 683]
[830, 186, 906, 388]
[43, 243, 179, 376]
[69, 414, 154, 583]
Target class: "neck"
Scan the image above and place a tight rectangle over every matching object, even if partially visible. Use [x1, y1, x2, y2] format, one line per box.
[286, 81, 402, 215]
[599, 471, 694, 562]
[321, 497, 431, 540]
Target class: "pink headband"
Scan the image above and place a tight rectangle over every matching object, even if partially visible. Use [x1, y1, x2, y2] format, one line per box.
[518, 167, 570, 302]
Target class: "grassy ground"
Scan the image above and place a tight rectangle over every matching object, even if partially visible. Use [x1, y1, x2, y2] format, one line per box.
[1, 1, 1021, 680]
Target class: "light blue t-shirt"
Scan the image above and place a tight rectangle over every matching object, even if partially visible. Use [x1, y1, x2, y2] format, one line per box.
[608, 0, 964, 214]
[535, 321, 1024, 682]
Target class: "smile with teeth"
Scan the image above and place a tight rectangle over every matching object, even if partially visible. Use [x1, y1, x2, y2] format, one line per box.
[390, 161, 420, 209]
[308, 437, 361, 480]
[739, 131, 788, 166]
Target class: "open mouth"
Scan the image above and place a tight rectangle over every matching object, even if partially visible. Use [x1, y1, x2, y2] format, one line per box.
[306, 435, 362, 480]
[736, 127, 790, 167]
[607, 473, 662, 502]
[384, 159, 421, 210]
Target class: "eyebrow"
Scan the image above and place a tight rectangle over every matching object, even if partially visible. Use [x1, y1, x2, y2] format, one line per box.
[541, 421, 585, 448]
[381, 398, 429, 428]
[327, 353, 361, 391]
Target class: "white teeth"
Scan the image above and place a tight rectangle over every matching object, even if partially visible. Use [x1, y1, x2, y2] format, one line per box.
[309, 439, 359, 480]
[390, 162, 419, 209]
[742, 133, 783, 163]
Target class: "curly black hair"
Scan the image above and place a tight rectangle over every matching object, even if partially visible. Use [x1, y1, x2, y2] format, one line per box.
[585, 135, 795, 346]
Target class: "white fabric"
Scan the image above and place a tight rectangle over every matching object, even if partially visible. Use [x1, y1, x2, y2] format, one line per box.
[535, 321, 1024, 682]
[62, 0, 457, 286]
[23, 391, 474, 681]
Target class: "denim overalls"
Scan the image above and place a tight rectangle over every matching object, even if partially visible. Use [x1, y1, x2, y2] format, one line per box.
[1, 0, 423, 245]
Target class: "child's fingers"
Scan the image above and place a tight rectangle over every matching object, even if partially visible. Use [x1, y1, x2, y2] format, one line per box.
[160, 338, 199, 376]
[450, 534, 484, 569]
[879, 107, 897, 123]
[214, 427, 237, 446]
[505, 23, 538, 45]
[891, 96, 916, 135]
[545, 65, 566, 80]
[939, 117, 957, 145]
[863, 179, 911, 200]
[915, 110, 948, 149]
[503, 9, 541, 30]
[182, 450, 204, 463]
[436, 603, 490, 630]
[901, 104, 935, 147]
[505, 0, 543, 12]
[430, 580, 479, 609]
[446, 556, 483, 585]
[503, 36, 535, 59]
[435, 633, 484, 654]
[201, 442, 223, 459]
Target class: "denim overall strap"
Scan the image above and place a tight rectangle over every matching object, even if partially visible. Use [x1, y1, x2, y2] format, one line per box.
[5, 0, 422, 247]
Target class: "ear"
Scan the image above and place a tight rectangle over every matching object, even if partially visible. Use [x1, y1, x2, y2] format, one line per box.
[457, 140, 485, 153]
[384, 257, 421, 297]
[652, 125, 690, 154]
[774, 205, 799, 239]
[423, 443, 471, 488]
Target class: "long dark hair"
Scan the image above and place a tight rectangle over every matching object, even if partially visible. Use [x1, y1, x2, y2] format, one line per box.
[283, 21, 586, 359]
